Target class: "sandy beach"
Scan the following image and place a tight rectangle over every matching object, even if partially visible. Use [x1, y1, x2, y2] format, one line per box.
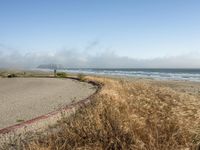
[0, 78, 96, 129]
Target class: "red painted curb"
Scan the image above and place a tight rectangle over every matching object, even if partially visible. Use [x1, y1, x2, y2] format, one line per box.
[0, 78, 101, 135]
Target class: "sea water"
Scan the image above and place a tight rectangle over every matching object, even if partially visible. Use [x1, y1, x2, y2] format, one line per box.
[64, 68, 200, 82]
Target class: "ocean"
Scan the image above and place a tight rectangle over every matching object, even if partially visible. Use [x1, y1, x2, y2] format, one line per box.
[64, 68, 200, 82]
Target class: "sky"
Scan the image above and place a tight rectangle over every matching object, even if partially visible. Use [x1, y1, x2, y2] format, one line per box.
[0, 0, 200, 68]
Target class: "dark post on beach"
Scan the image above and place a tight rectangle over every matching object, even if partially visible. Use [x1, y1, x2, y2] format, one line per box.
[54, 69, 57, 77]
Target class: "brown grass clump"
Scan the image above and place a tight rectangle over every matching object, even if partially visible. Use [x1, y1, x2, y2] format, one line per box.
[1, 77, 200, 150]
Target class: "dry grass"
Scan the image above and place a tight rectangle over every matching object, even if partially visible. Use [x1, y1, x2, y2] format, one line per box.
[1, 76, 200, 150]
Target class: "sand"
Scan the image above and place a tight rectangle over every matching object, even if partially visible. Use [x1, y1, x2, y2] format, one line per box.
[0, 78, 96, 129]
[110, 75, 200, 97]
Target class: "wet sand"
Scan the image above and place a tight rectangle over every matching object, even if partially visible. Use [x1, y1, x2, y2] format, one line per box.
[0, 78, 96, 129]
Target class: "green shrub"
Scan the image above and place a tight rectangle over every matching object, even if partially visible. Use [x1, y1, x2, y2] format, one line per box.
[7, 74, 17, 78]
[56, 72, 68, 78]
[77, 73, 85, 81]
[16, 119, 25, 123]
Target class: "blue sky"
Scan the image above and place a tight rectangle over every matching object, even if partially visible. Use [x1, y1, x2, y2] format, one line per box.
[0, 0, 200, 68]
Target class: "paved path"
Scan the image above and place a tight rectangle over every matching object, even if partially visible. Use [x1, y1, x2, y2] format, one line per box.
[0, 78, 96, 129]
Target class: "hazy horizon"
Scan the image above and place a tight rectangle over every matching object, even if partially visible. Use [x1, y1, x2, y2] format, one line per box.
[1, 0, 200, 68]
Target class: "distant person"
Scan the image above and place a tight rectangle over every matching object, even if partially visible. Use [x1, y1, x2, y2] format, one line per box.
[54, 69, 57, 77]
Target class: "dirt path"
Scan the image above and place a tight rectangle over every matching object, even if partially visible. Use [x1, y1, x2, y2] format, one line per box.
[0, 78, 96, 129]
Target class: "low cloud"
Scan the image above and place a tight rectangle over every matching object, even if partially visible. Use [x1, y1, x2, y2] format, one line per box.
[0, 44, 200, 69]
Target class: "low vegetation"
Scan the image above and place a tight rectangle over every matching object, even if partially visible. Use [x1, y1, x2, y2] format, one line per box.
[1, 77, 200, 149]
[16, 119, 25, 123]
[7, 73, 17, 78]
[0, 71, 17, 78]
[56, 72, 68, 78]
[77, 73, 86, 81]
